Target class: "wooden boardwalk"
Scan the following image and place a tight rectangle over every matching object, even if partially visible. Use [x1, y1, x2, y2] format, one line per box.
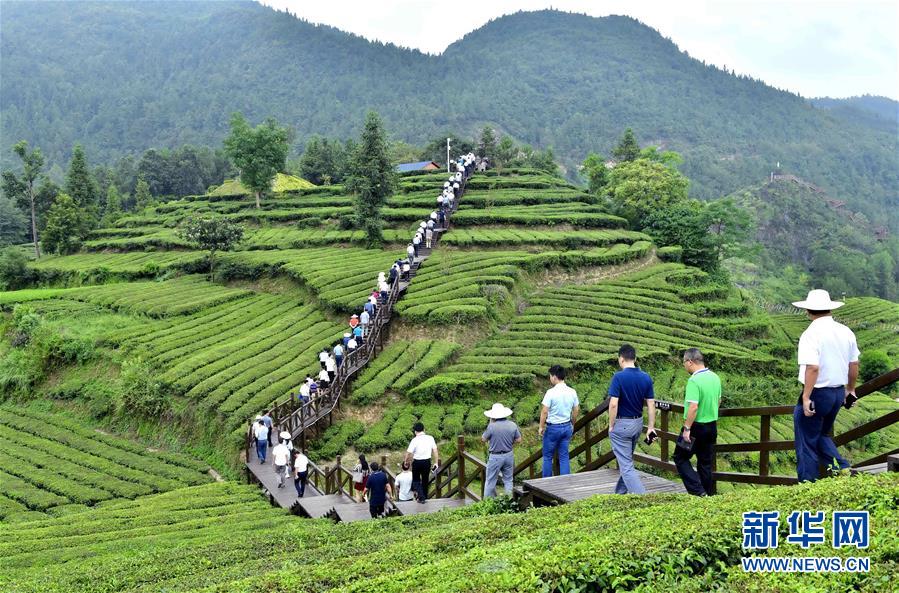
[522, 469, 685, 505]
[246, 454, 322, 509]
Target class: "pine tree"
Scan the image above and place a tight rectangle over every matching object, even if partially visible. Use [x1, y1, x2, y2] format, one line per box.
[495, 136, 517, 174]
[346, 111, 396, 247]
[612, 128, 641, 162]
[66, 144, 99, 218]
[104, 184, 122, 221]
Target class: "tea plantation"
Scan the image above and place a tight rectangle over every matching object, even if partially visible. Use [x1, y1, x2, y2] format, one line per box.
[1, 169, 897, 590]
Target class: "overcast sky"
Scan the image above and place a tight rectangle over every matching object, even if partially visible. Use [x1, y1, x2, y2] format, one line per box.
[260, 0, 898, 100]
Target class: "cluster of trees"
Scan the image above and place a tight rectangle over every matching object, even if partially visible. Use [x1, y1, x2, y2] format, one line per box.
[583, 129, 752, 275]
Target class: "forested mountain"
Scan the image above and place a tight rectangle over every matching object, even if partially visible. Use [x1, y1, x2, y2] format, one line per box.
[726, 178, 899, 302]
[2, 1, 897, 228]
[811, 95, 898, 134]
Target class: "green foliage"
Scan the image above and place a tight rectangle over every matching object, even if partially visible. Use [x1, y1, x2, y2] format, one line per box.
[606, 157, 690, 226]
[478, 125, 497, 161]
[859, 350, 892, 386]
[118, 357, 171, 418]
[104, 184, 122, 220]
[1, 140, 46, 257]
[136, 145, 232, 198]
[495, 136, 516, 172]
[581, 152, 608, 194]
[41, 193, 90, 255]
[65, 144, 99, 219]
[296, 136, 350, 185]
[612, 127, 641, 162]
[178, 217, 244, 282]
[346, 111, 396, 246]
[656, 245, 683, 262]
[134, 175, 153, 210]
[223, 112, 290, 209]
[0, 195, 29, 246]
[0, 247, 33, 290]
[419, 133, 475, 168]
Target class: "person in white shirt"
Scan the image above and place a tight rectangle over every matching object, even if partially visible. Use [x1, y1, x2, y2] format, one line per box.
[394, 461, 414, 501]
[407, 244, 415, 264]
[347, 336, 358, 352]
[318, 366, 331, 389]
[271, 439, 291, 488]
[403, 422, 439, 502]
[299, 382, 311, 403]
[325, 354, 336, 381]
[425, 227, 433, 249]
[538, 365, 580, 477]
[791, 289, 859, 482]
[253, 419, 269, 464]
[318, 349, 328, 365]
[293, 449, 310, 497]
[412, 233, 421, 257]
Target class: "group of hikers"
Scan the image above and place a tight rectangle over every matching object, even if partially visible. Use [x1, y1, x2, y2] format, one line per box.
[251, 175, 863, 510]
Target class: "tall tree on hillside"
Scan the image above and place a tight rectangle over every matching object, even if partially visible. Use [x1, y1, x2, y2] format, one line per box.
[223, 113, 290, 209]
[494, 136, 517, 174]
[1, 141, 46, 258]
[134, 175, 152, 210]
[104, 184, 122, 222]
[478, 126, 497, 161]
[346, 111, 395, 247]
[66, 144, 99, 228]
[42, 192, 90, 255]
[178, 217, 244, 282]
[612, 128, 641, 162]
[298, 136, 344, 185]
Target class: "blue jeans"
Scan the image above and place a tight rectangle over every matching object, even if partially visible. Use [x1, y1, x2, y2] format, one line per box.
[255, 439, 267, 463]
[794, 386, 849, 482]
[542, 422, 573, 477]
[610, 417, 645, 494]
[485, 451, 514, 497]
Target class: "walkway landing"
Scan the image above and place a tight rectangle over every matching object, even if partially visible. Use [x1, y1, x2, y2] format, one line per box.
[522, 468, 685, 504]
[246, 458, 321, 509]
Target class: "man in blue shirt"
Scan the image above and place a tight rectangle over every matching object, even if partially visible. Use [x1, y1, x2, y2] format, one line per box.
[363, 462, 392, 518]
[608, 344, 657, 494]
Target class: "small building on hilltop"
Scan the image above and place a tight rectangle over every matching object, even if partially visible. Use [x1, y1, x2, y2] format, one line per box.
[395, 161, 440, 173]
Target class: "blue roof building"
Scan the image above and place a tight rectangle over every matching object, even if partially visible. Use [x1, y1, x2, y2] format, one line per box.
[395, 161, 441, 173]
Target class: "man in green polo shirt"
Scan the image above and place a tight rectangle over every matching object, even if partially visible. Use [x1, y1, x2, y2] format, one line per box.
[674, 348, 721, 496]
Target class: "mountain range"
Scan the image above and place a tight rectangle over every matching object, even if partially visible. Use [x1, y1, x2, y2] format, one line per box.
[1, 1, 896, 227]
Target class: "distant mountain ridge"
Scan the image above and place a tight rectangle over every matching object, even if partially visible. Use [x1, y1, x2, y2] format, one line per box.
[1, 1, 896, 227]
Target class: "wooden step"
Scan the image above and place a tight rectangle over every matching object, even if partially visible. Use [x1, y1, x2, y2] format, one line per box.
[521, 468, 685, 505]
[296, 493, 354, 519]
[392, 498, 470, 516]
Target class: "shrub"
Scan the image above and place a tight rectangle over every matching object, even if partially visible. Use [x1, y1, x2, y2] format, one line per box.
[657, 245, 683, 262]
[0, 247, 33, 290]
[860, 350, 893, 390]
[117, 357, 171, 418]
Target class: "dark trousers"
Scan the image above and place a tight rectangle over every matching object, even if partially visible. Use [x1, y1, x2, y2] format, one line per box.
[411, 458, 431, 501]
[674, 421, 717, 496]
[369, 503, 385, 518]
[794, 386, 849, 482]
[294, 472, 307, 497]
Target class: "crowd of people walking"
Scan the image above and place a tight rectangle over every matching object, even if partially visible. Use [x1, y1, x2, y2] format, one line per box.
[248, 149, 866, 514]
[248, 153, 477, 509]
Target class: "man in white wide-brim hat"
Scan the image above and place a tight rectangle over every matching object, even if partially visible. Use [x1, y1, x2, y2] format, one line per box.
[481, 403, 522, 498]
[791, 289, 859, 482]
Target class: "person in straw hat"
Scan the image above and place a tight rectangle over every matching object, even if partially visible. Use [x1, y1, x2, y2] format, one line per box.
[481, 402, 522, 498]
[791, 289, 859, 482]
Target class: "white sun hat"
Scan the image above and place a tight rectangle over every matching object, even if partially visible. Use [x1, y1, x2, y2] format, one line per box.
[484, 402, 514, 419]
[791, 289, 844, 311]
[279, 431, 291, 440]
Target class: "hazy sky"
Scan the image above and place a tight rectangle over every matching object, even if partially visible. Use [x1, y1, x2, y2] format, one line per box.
[260, 0, 899, 100]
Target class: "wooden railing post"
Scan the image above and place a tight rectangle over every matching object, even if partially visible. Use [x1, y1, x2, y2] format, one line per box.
[660, 409, 669, 463]
[334, 456, 341, 495]
[759, 415, 771, 477]
[585, 419, 593, 467]
[457, 435, 466, 500]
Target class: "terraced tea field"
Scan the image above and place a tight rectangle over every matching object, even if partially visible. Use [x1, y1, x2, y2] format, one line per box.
[0, 405, 210, 521]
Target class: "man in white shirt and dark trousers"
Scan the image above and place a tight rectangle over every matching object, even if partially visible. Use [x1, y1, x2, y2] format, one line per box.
[481, 403, 522, 497]
[394, 461, 414, 502]
[791, 289, 859, 482]
[271, 438, 291, 488]
[293, 448, 309, 497]
[538, 365, 580, 476]
[404, 422, 439, 503]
